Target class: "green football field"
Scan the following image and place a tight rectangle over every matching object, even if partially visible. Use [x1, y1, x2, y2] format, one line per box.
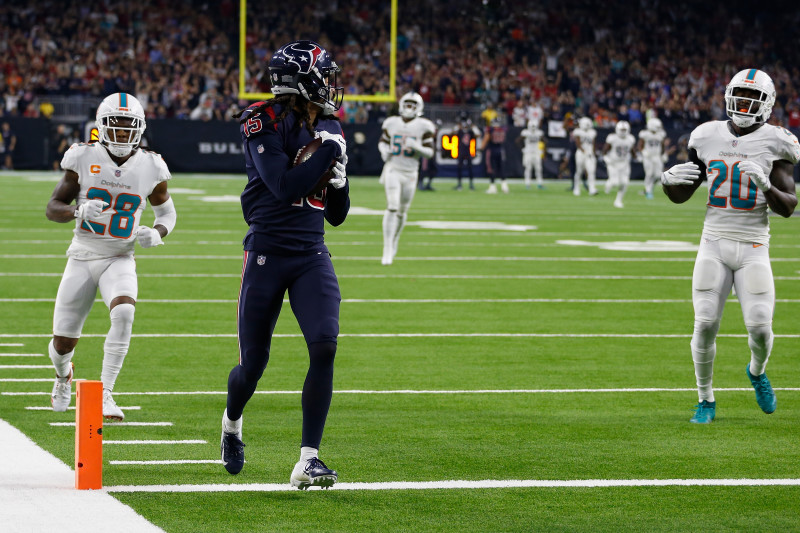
[1, 172, 799, 532]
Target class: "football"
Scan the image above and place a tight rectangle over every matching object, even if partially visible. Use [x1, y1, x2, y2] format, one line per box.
[293, 137, 334, 195]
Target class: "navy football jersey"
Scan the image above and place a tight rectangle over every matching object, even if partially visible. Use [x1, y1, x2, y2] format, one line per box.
[238, 102, 350, 255]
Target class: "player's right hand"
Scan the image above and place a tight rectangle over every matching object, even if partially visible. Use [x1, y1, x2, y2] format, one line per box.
[135, 226, 164, 248]
[74, 199, 108, 220]
[378, 143, 392, 162]
[661, 162, 701, 186]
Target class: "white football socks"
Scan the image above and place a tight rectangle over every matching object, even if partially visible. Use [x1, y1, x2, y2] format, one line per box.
[48, 339, 74, 379]
[101, 303, 135, 391]
[300, 446, 318, 462]
[747, 325, 773, 376]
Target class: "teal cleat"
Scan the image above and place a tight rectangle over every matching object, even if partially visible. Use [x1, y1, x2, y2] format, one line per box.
[690, 400, 716, 424]
[746, 364, 776, 414]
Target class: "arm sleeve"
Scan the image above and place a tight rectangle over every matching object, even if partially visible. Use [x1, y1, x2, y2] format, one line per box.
[248, 132, 340, 204]
[324, 179, 350, 226]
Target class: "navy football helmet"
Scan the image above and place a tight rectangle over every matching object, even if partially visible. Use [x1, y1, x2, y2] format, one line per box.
[268, 40, 343, 111]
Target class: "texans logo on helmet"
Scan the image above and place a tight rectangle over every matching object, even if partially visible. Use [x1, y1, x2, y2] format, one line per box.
[283, 42, 323, 74]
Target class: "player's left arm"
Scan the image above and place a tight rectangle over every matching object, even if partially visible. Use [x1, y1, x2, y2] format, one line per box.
[763, 159, 797, 218]
[147, 182, 175, 238]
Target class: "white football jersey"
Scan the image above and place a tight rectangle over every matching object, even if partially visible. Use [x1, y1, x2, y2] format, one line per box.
[689, 121, 800, 245]
[61, 143, 171, 259]
[639, 129, 666, 157]
[573, 128, 596, 156]
[381, 115, 436, 173]
[521, 127, 544, 155]
[605, 133, 636, 163]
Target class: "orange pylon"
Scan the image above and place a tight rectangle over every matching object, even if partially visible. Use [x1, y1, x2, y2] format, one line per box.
[75, 380, 103, 489]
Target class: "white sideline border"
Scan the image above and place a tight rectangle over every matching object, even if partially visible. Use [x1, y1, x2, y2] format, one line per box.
[0, 418, 165, 533]
[103, 478, 800, 493]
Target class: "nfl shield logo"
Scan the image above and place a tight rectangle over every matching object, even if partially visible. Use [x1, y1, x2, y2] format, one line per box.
[257, 144, 265, 153]
[115, 170, 121, 177]
[257, 255, 266, 265]
[732, 140, 738, 147]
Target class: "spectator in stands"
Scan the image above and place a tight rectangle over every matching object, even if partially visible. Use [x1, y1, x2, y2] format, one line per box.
[0, 122, 17, 170]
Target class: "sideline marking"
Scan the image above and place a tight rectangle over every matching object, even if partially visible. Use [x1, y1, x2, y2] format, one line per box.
[104, 478, 800, 493]
[0, 418, 165, 533]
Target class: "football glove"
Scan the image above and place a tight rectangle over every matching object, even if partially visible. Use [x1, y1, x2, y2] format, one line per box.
[737, 160, 771, 192]
[661, 162, 701, 186]
[135, 226, 164, 248]
[74, 199, 108, 220]
[404, 137, 423, 152]
[378, 142, 392, 162]
[328, 161, 347, 189]
[315, 130, 346, 159]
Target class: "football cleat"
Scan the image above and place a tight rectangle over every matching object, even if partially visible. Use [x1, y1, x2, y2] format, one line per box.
[486, 184, 497, 194]
[103, 389, 125, 421]
[51, 362, 74, 412]
[746, 364, 776, 414]
[290, 457, 338, 490]
[690, 400, 716, 424]
[613, 199, 624, 208]
[221, 414, 245, 475]
[500, 181, 509, 194]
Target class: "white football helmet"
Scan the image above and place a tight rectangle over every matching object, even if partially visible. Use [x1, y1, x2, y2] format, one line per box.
[96, 93, 146, 158]
[615, 120, 631, 137]
[724, 69, 775, 128]
[527, 119, 540, 131]
[647, 118, 662, 132]
[399, 92, 424, 119]
[578, 117, 593, 131]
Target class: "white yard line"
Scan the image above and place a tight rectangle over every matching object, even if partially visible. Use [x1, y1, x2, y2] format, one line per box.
[104, 440, 207, 445]
[3, 272, 800, 281]
[103, 478, 800, 493]
[2, 333, 800, 340]
[0, 343, 24, 346]
[0, 353, 43, 356]
[110, 460, 222, 465]
[0, 364, 53, 369]
[5, 387, 800, 397]
[0, 418, 165, 533]
[26, 406, 141, 410]
[50, 422, 172, 427]
[7, 255, 800, 262]
[1, 378, 53, 382]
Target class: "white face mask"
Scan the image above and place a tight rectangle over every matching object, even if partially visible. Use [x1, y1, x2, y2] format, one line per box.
[105, 143, 134, 158]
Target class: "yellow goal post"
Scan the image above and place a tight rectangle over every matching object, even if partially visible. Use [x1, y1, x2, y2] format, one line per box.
[238, 0, 397, 103]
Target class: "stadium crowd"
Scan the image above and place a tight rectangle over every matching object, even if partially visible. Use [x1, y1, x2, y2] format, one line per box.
[2, 0, 800, 130]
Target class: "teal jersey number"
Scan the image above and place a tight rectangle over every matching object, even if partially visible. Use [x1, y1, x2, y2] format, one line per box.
[81, 188, 142, 237]
[707, 160, 757, 211]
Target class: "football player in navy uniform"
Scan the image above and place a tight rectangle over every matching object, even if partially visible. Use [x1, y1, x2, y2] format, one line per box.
[221, 40, 349, 490]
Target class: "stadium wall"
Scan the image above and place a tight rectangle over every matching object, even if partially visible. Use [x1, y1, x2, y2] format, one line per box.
[8, 118, 800, 182]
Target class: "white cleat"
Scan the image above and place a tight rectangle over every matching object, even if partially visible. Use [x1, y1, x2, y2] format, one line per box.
[486, 184, 497, 194]
[103, 389, 125, 421]
[381, 252, 393, 265]
[572, 188, 580, 196]
[500, 181, 509, 194]
[290, 457, 338, 490]
[51, 362, 74, 412]
[613, 199, 624, 208]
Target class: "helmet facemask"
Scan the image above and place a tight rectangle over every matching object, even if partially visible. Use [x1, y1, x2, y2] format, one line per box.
[98, 115, 144, 158]
[725, 86, 771, 128]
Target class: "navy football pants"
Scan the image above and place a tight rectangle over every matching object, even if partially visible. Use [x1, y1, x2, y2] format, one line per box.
[226, 251, 340, 448]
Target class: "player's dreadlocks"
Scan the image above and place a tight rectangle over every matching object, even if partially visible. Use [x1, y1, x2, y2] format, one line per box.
[233, 95, 330, 135]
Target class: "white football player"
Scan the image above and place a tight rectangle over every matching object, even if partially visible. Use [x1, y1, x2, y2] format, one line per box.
[661, 69, 799, 424]
[377, 92, 435, 265]
[571, 117, 597, 196]
[638, 117, 668, 199]
[45, 92, 176, 420]
[603, 120, 637, 208]
[519, 119, 545, 189]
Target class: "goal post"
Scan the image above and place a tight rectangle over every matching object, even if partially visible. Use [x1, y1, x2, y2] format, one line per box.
[237, 0, 397, 103]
